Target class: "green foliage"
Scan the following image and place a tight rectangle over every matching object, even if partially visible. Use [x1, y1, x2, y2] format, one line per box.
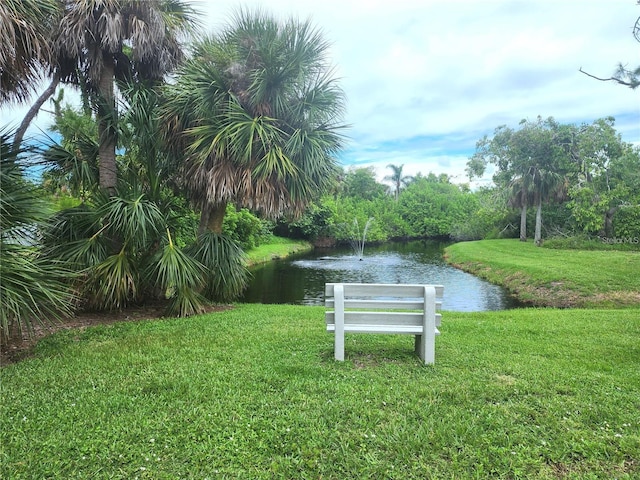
[450, 189, 509, 241]
[161, 191, 198, 249]
[41, 105, 99, 198]
[398, 178, 476, 238]
[146, 230, 208, 317]
[85, 248, 140, 310]
[222, 204, 272, 249]
[330, 196, 392, 243]
[343, 167, 387, 200]
[467, 117, 640, 244]
[612, 205, 640, 240]
[566, 185, 606, 234]
[564, 120, 640, 236]
[187, 232, 249, 302]
[161, 10, 346, 220]
[42, 187, 203, 314]
[279, 200, 337, 240]
[467, 117, 573, 244]
[34, 73, 258, 315]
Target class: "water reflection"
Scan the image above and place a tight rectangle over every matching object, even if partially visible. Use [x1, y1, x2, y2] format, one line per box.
[240, 240, 520, 311]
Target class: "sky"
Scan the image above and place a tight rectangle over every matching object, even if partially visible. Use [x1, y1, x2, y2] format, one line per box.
[2, 0, 639, 188]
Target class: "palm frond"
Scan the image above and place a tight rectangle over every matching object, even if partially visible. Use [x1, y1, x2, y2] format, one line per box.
[144, 229, 208, 316]
[187, 232, 249, 302]
[159, 9, 347, 220]
[86, 248, 139, 310]
[0, 132, 75, 341]
[99, 190, 165, 251]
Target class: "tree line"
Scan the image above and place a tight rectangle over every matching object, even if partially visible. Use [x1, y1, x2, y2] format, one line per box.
[280, 116, 640, 249]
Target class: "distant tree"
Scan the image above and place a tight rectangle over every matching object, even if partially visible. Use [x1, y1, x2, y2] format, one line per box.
[563, 118, 640, 236]
[398, 177, 476, 238]
[467, 117, 571, 245]
[343, 167, 387, 200]
[384, 164, 413, 201]
[41, 103, 99, 199]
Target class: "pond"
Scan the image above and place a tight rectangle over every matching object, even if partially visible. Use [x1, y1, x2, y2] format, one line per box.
[240, 240, 521, 311]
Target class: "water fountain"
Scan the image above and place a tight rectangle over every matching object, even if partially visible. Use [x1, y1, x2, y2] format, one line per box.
[346, 217, 374, 260]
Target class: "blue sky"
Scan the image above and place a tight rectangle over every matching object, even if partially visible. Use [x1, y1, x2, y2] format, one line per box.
[2, 0, 639, 188]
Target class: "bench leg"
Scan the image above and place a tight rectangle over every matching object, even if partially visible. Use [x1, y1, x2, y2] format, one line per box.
[418, 286, 436, 365]
[335, 331, 344, 361]
[414, 335, 422, 358]
[334, 284, 345, 361]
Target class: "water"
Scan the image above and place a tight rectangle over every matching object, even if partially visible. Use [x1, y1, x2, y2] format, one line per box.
[240, 240, 520, 311]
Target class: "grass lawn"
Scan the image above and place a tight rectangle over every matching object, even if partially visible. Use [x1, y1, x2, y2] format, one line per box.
[245, 236, 313, 266]
[445, 239, 640, 308]
[2, 305, 639, 479]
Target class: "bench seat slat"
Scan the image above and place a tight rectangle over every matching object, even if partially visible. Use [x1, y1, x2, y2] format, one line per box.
[325, 299, 443, 310]
[327, 324, 441, 335]
[326, 312, 442, 327]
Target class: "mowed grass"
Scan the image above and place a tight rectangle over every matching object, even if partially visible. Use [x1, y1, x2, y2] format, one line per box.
[2, 305, 639, 479]
[445, 239, 640, 308]
[245, 236, 312, 266]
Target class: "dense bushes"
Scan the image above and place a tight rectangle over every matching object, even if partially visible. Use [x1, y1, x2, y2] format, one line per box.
[613, 205, 640, 240]
[280, 169, 491, 244]
[222, 204, 273, 250]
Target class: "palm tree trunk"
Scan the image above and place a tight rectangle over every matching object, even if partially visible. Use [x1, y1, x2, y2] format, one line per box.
[534, 200, 543, 246]
[604, 206, 618, 237]
[12, 73, 60, 152]
[201, 201, 228, 234]
[197, 206, 209, 235]
[97, 55, 117, 195]
[519, 206, 527, 242]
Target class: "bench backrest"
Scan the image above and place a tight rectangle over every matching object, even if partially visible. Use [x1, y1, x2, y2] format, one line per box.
[325, 283, 443, 329]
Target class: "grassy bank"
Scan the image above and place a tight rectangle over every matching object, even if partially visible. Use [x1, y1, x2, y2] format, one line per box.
[444, 239, 640, 308]
[245, 236, 313, 266]
[2, 305, 639, 479]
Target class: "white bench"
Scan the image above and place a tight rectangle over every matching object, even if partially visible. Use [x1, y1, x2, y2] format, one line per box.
[325, 283, 444, 364]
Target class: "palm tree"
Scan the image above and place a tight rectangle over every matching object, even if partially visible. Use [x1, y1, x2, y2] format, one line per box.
[161, 9, 346, 233]
[507, 172, 535, 242]
[0, 132, 75, 345]
[531, 167, 568, 246]
[0, 0, 59, 105]
[40, 82, 218, 317]
[384, 163, 413, 201]
[11, 0, 198, 192]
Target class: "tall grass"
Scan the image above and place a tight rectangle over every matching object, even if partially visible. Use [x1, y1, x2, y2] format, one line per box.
[2, 305, 639, 479]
